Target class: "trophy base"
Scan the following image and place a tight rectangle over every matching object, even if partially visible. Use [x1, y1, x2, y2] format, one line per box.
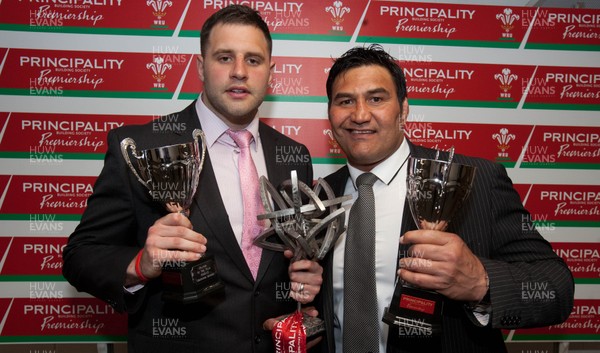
[383, 285, 444, 338]
[302, 313, 325, 338]
[161, 254, 225, 304]
[276, 312, 325, 338]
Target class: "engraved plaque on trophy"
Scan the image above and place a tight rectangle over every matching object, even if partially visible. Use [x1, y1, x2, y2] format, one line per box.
[255, 170, 351, 337]
[383, 148, 476, 337]
[120, 129, 224, 304]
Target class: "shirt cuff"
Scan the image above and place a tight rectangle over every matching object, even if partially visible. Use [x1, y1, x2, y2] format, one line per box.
[471, 302, 491, 326]
[123, 283, 145, 294]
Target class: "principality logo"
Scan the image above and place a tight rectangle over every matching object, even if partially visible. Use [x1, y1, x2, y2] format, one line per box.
[325, 1, 350, 33]
[496, 8, 519, 40]
[323, 129, 342, 156]
[492, 128, 516, 160]
[494, 68, 518, 100]
[147, 0, 173, 27]
[147, 56, 172, 90]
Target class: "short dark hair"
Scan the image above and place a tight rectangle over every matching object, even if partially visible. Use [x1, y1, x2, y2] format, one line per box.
[326, 44, 407, 107]
[200, 5, 272, 57]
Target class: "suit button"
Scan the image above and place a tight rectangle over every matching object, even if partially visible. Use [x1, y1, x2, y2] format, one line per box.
[254, 291, 260, 297]
[254, 335, 261, 344]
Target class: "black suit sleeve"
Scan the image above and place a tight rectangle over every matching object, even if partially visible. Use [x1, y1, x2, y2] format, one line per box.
[476, 162, 574, 329]
[62, 128, 146, 313]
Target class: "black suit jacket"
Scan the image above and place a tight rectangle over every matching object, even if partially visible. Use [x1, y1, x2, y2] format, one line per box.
[62, 102, 314, 353]
[318, 140, 573, 353]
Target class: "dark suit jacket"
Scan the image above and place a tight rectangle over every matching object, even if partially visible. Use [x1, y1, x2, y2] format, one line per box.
[318, 140, 574, 353]
[62, 101, 314, 353]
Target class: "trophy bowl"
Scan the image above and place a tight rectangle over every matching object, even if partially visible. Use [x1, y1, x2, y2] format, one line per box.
[406, 156, 477, 231]
[120, 129, 224, 304]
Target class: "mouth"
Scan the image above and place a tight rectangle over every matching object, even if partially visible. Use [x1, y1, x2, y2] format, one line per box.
[227, 87, 250, 96]
[348, 129, 375, 135]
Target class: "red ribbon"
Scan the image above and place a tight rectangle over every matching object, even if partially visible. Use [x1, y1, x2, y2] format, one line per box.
[272, 310, 307, 353]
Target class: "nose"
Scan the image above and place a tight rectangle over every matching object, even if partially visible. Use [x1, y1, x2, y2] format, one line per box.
[351, 100, 371, 124]
[231, 56, 248, 80]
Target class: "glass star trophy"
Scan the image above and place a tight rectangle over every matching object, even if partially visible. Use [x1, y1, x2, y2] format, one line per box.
[383, 147, 476, 337]
[254, 170, 351, 341]
[120, 129, 224, 304]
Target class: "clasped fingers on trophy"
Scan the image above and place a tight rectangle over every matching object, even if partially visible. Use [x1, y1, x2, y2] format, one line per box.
[142, 214, 208, 278]
[288, 259, 323, 304]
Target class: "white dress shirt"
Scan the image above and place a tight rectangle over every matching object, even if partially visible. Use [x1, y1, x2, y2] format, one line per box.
[332, 139, 410, 353]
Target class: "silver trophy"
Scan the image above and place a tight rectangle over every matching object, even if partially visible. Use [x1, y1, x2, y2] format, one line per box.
[255, 170, 351, 337]
[383, 147, 476, 337]
[120, 129, 224, 304]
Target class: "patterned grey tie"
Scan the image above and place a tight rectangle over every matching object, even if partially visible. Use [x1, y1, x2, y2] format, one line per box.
[343, 172, 380, 353]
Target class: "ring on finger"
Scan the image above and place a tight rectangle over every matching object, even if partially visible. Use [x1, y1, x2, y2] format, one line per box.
[298, 283, 305, 293]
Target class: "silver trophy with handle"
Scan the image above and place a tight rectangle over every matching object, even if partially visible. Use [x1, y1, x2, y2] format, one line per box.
[120, 128, 224, 304]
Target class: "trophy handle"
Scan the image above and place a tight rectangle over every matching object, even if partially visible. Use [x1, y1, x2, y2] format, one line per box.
[192, 129, 207, 175]
[120, 137, 151, 190]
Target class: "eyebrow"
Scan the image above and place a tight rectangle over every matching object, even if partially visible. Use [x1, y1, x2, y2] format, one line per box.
[211, 48, 266, 59]
[333, 87, 390, 100]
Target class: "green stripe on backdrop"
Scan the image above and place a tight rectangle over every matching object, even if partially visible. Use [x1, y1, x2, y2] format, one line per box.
[0, 214, 82, 221]
[533, 220, 600, 227]
[497, 162, 517, 168]
[574, 278, 600, 284]
[356, 36, 521, 49]
[3, 154, 598, 170]
[0, 152, 105, 160]
[525, 43, 600, 51]
[180, 92, 204, 100]
[0, 24, 174, 36]
[504, 334, 600, 341]
[312, 157, 347, 165]
[523, 103, 600, 111]
[0, 89, 174, 99]
[521, 163, 600, 169]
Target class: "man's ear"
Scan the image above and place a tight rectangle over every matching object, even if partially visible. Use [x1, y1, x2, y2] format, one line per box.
[197, 54, 204, 82]
[400, 97, 409, 128]
[269, 59, 275, 85]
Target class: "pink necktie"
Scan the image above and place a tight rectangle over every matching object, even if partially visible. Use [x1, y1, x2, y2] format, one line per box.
[227, 129, 264, 279]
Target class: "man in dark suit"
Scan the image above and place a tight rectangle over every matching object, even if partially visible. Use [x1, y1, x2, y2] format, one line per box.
[318, 44, 574, 353]
[62, 6, 321, 353]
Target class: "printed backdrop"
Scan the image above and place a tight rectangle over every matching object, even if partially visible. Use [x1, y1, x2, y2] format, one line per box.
[0, 0, 599, 345]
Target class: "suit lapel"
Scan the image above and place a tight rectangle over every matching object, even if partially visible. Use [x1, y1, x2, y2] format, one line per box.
[253, 124, 285, 285]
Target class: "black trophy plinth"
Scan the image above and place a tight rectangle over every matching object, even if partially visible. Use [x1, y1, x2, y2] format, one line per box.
[161, 254, 224, 304]
[383, 284, 444, 337]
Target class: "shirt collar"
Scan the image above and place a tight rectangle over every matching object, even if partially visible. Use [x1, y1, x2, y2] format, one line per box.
[195, 96, 261, 151]
[347, 138, 410, 190]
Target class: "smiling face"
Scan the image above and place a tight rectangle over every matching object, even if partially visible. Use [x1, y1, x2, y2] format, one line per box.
[328, 64, 408, 171]
[197, 23, 273, 128]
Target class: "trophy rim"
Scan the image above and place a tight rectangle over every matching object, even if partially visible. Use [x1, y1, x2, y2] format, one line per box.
[408, 155, 477, 170]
